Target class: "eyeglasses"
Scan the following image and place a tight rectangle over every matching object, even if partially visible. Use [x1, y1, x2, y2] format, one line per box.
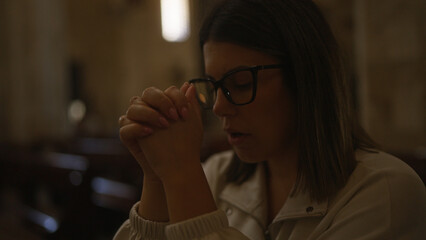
[189, 64, 285, 109]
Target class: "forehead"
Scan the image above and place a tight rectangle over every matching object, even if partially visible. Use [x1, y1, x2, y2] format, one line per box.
[203, 41, 279, 76]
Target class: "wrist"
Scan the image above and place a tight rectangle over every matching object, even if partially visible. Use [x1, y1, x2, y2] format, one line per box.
[139, 178, 169, 222]
[162, 164, 217, 223]
[143, 174, 162, 183]
[160, 162, 203, 187]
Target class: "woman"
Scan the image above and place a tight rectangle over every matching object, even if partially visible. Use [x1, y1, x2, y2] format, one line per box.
[115, 0, 426, 239]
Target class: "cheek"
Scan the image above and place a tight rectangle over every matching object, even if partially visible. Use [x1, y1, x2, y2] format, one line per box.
[253, 97, 296, 147]
[260, 108, 293, 140]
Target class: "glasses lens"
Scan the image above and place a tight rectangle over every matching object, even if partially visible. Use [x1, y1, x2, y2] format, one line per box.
[222, 70, 254, 105]
[191, 80, 216, 109]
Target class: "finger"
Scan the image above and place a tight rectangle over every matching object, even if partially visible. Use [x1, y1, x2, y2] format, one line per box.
[141, 87, 179, 121]
[165, 85, 189, 120]
[129, 96, 139, 104]
[118, 115, 127, 127]
[179, 82, 191, 119]
[119, 115, 158, 133]
[186, 84, 200, 108]
[119, 124, 149, 162]
[126, 104, 170, 128]
[180, 82, 190, 95]
[185, 84, 202, 120]
[119, 123, 154, 146]
[130, 96, 149, 107]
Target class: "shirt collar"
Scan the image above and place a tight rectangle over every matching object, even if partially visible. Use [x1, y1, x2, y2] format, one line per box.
[219, 162, 328, 225]
[219, 163, 268, 226]
[275, 190, 328, 222]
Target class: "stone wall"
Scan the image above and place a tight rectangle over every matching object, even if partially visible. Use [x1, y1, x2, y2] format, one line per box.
[354, 0, 426, 152]
[0, 0, 69, 144]
[0, 0, 201, 143]
[1, 0, 425, 152]
[317, 0, 425, 152]
[66, 0, 202, 136]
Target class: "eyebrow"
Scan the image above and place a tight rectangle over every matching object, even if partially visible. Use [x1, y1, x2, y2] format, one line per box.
[204, 65, 251, 81]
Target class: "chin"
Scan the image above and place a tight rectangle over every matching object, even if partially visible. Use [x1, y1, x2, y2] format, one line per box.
[234, 148, 264, 163]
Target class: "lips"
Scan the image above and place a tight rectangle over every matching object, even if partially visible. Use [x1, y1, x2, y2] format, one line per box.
[230, 132, 245, 138]
[225, 129, 251, 146]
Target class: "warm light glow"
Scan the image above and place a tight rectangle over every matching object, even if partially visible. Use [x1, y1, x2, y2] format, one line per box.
[161, 0, 190, 42]
[68, 99, 86, 124]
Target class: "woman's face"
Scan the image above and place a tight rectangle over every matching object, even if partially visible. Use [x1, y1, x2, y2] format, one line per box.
[203, 41, 297, 163]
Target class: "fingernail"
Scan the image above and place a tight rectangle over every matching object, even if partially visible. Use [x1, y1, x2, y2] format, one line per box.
[159, 117, 169, 127]
[181, 107, 188, 120]
[169, 108, 179, 121]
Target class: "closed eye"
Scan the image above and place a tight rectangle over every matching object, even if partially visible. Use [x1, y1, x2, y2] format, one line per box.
[232, 83, 252, 90]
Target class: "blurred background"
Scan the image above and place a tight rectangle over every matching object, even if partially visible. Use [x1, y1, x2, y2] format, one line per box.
[0, 0, 425, 239]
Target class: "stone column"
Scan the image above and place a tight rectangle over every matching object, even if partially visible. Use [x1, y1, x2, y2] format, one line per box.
[355, 0, 426, 151]
[0, 0, 69, 144]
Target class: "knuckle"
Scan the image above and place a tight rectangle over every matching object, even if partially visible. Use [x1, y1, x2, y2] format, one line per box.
[164, 85, 178, 93]
[119, 130, 134, 146]
[165, 86, 186, 104]
[119, 126, 129, 139]
[126, 106, 141, 120]
[141, 87, 159, 98]
[129, 96, 139, 104]
[118, 115, 125, 125]
[126, 106, 134, 117]
[158, 96, 172, 109]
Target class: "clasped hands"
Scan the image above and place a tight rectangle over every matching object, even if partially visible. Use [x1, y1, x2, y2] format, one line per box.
[119, 82, 203, 184]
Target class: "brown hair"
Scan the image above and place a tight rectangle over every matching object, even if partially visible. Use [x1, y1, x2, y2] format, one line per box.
[200, 0, 377, 202]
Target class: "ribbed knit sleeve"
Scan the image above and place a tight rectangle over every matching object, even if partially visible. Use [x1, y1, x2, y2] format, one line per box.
[114, 202, 169, 240]
[166, 209, 248, 240]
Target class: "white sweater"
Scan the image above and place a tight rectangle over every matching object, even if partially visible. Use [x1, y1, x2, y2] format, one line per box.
[114, 150, 426, 239]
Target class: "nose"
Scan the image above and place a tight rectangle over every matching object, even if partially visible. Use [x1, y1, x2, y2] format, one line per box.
[213, 88, 236, 117]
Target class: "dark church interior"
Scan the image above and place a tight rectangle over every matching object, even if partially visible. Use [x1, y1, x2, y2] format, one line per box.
[0, 0, 424, 239]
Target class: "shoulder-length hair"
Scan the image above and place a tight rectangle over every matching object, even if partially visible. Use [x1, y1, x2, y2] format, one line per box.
[199, 0, 377, 202]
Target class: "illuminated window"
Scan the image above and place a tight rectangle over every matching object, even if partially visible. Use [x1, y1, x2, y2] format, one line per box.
[161, 0, 190, 42]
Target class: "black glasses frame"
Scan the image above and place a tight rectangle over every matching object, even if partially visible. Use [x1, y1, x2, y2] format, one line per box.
[189, 64, 285, 109]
